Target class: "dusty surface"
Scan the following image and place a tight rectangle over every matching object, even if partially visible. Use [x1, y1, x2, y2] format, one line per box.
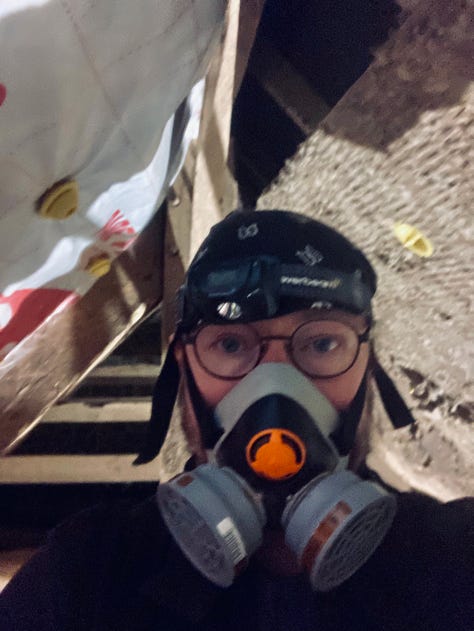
[259, 0, 473, 500]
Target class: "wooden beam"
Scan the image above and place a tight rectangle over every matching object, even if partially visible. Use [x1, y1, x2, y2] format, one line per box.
[41, 400, 151, 424]
[189, 0, 265, 258]
[248, 37, 330, 135]
[0, 549, 37, 593]
[0, 454, 169, 484]
[162, 0, 266, 342]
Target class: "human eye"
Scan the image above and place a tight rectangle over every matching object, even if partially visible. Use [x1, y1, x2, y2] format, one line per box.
[202, 325, 257, 357]
[292, 320, 352, 357]
[215, 333, 246, 355]
[308, 335, 340, 355]
[305, 335, 340, 355]
[291, 321, 358, 377]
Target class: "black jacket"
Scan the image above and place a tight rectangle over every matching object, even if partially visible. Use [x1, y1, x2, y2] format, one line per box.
[1, 491, 473, 631]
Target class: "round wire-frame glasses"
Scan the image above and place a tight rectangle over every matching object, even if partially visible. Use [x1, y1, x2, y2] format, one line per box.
[183, 319, 370, 380]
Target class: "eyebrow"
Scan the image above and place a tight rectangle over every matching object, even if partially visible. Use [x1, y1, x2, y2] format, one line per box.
[252, 312, 368, 335]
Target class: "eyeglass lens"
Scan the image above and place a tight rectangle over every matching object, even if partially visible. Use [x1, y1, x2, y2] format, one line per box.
[193, 320, 361, 379]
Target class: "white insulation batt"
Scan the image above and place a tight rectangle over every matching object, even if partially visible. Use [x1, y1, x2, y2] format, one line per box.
[0, 0, 226, 361]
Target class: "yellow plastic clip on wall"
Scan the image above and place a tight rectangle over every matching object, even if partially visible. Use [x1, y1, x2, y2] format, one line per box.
[38, 180, 79, 220]
[86, 254, 112, 278]
[393, 222, 434, 258]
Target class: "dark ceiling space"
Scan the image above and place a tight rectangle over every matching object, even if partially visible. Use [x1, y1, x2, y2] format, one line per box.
[232, 0, 401, 205]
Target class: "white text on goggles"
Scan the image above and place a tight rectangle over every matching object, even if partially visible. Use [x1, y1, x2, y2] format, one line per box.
[183, 320, 370, 380]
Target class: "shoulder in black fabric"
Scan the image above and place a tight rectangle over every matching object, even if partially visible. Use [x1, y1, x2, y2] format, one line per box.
[328, 492, 474, 631]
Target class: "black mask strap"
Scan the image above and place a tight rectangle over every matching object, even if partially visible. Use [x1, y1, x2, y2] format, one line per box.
[134, 338, 180, 465]
[373, 357, 417, 429]
[330, 356, 416, 455]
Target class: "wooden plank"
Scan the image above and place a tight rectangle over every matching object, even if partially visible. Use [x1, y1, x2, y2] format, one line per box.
[232, 0, 266, 99]
[0, 454, 168, 484]
[43, 401, 151, 424]
[188, 0, 240, 258]
[162, 0, 265, 341]
[160, 206, 189, 353]
[89, 364, 160, 379]
[248, 37, 330, 135]
[0, 208, 165, 455]
[70, 365, 159, 400]
[0, 548, 37, 592]
[188, 0, 266, 258]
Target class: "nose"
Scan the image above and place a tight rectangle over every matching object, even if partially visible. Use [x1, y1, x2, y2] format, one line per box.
[259, 339, 289, 365]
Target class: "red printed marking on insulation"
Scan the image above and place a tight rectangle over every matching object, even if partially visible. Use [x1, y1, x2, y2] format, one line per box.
[97, 210, 136, 251]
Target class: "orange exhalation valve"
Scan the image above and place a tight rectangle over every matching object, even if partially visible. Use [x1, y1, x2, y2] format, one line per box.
[246, 429, 306, 480]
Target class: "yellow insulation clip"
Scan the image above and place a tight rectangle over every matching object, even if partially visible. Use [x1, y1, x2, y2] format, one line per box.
[393, 222, 433, 257]
[38, 180, 79, 220]
[86, 254, 111, 278]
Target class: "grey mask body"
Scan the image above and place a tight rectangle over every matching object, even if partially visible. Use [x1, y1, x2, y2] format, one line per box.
[157, 364, 396, 590]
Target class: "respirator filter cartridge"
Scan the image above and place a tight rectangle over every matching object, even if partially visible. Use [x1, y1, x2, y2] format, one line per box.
[282, 470, 397, 592]
[157, 464, 266, 587]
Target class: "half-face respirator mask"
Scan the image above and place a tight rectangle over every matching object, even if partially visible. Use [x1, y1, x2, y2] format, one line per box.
[157, 363, 397, 592]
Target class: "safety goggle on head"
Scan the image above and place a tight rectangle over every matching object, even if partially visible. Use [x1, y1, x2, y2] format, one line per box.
[177, 255, 375, 333]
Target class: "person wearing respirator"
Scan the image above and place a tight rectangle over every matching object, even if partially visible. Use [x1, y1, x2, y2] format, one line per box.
[2, 210, 472, 631]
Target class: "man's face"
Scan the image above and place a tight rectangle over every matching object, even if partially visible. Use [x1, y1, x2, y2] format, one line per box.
[183, 309, 370, 412]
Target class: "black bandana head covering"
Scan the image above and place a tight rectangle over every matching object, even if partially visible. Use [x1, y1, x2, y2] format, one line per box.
[177, 209, 376, 333]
